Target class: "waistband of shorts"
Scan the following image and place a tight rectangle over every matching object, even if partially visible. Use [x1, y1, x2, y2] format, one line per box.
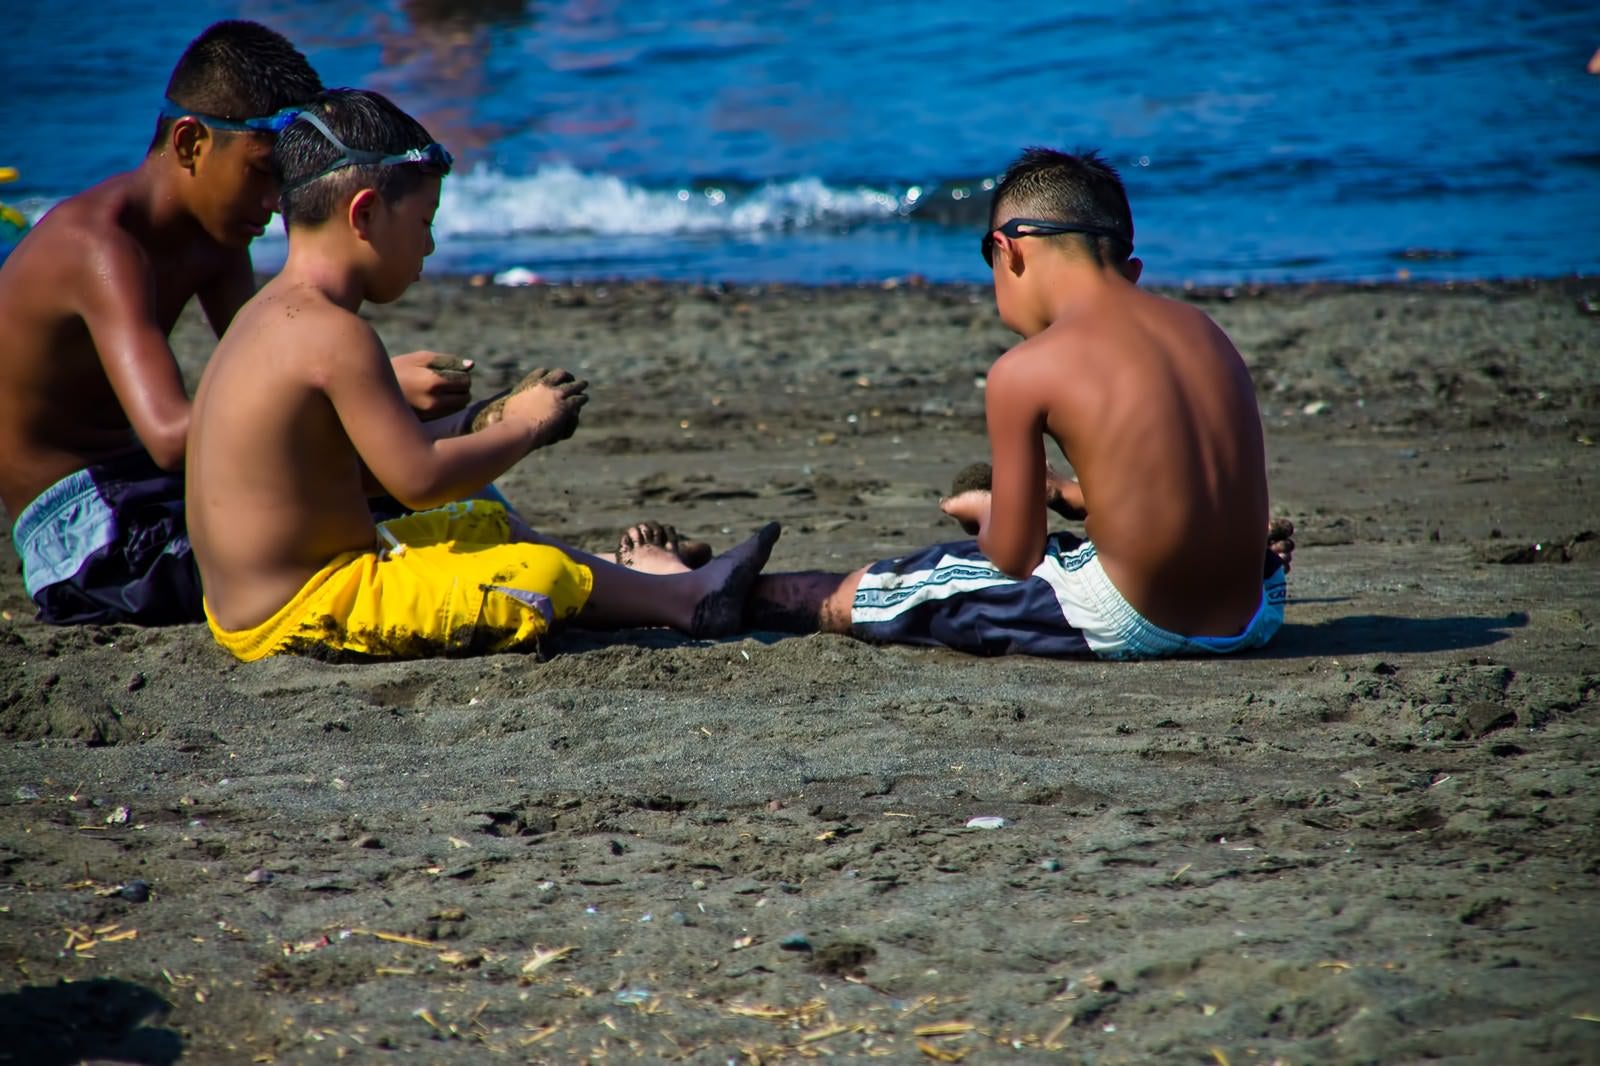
[1054, 543, 1192, 657]
[206, 550, 368, 662]
[1055, 541, 1283, 659]
[12, 467, 114, 595]
[12, 467, 102, 549]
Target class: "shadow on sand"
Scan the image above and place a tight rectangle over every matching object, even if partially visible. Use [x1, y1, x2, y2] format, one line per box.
[0, 977, 180, 1065]
[1262, 612, 1528, 657]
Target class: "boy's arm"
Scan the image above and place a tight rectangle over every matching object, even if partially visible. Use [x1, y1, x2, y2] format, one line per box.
[80, 235, 195, 469]
[976, 350, 1050, 578]
[195, 263, 472, 419]
[322, 317, 581, 511]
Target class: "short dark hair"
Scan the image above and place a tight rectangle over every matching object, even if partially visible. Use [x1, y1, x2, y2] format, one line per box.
[275, 89, 447, 228]
[990, 147, 1134, 265]
[149, 21, 322, 151]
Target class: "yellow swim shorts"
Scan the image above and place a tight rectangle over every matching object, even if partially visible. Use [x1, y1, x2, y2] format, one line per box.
[205, 501, 593, 662]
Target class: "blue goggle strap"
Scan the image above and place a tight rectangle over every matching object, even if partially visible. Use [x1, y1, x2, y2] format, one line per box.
[279, 109, 453, 193]
[159, 97, 302, 133]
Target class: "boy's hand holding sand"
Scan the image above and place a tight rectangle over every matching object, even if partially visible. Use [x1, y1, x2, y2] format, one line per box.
[939, 461, 1085, 534]
[485, 368, 589, 446]
[392, 351, 474, 417]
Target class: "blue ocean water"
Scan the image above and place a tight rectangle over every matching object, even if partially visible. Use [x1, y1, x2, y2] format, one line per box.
[3, 1, 1596, 285]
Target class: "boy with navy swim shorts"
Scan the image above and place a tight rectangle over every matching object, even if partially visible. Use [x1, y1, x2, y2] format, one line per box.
[0, 21, 480, 626]
[748, 147, 1292, 659]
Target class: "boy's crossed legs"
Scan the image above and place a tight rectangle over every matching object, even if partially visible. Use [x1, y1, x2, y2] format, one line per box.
[494, 515, 770, 635]
[746, 520, 1294, 642]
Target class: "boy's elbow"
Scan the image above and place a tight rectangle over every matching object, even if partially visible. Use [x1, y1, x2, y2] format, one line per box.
[144, 431, 187, 472]
[993, 557, 1036, 581]
[383, 482, 451, 513]
[137, 411, 191, 471]
[979, 533, 1039, 580]
[376, 470, 459, 513]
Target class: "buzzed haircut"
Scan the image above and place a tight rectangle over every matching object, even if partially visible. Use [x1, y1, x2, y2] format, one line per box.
[150, 21, 322, 150]
[991, 147, 1135, 265]
[275, 88, 447, 228]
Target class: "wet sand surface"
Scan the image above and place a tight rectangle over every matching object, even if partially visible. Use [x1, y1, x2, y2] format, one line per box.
[2, 279, 1597, 1063]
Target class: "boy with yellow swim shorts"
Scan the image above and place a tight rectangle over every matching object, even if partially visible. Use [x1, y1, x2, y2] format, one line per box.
[187, 89, 779, 661]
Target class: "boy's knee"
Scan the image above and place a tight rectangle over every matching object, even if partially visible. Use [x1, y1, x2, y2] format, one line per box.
[819, 566, 871, 634]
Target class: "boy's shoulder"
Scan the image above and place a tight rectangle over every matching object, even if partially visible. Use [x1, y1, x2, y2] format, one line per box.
[9, 171, 204, 293]
[229, 278, 383, 358]
[32, 171, 146, 246]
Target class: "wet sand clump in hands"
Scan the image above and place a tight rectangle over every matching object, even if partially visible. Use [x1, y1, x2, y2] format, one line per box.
[949, 461, 994, 496]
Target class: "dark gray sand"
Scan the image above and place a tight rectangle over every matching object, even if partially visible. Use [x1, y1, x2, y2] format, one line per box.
[2, 279, 1598, 1063]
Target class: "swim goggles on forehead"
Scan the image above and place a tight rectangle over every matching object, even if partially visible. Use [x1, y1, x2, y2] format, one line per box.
[158, 97, 302, 133]
[278, 109, 453, 194]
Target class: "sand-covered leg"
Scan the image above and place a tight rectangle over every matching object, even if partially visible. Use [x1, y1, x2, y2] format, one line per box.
[577, 523, 781, 637]
[616, 521, 714, 574]
[686, 523, 782, 637]
[748, 568, 865, 634]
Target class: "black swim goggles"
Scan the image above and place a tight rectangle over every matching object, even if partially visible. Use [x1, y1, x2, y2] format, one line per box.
[278, 109, 454, 194]
[981, 217, 1130, 266]
[159, 97, 303, 133]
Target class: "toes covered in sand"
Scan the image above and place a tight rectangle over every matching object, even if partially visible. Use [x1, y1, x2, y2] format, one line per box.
[616, 521, 714, 575]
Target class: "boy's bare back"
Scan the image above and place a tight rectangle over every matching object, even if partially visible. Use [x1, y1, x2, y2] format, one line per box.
[186, 276, 393, 627]
[984, 274, 1269, 636]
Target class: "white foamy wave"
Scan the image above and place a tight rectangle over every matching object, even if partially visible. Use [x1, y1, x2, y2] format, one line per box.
[435, 164, 912, 238]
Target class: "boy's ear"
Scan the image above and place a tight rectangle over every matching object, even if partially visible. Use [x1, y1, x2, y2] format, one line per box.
[999, 236, 1026, 278]
[348, 188, 382, 239]
[1121, 256, 1144, 284]
[170, 118, 207, 171]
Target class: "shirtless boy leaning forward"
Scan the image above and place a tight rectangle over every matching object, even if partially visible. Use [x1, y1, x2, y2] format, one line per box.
[188, 89, 779, 662]
[0, 21, 476, 626]
[750, 148, 1291, 659]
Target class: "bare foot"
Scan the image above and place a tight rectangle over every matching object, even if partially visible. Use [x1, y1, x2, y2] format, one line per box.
[684, 522, 782, 638]
[1268, 517, 1296, 575]
[616, 521, 714, 575]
